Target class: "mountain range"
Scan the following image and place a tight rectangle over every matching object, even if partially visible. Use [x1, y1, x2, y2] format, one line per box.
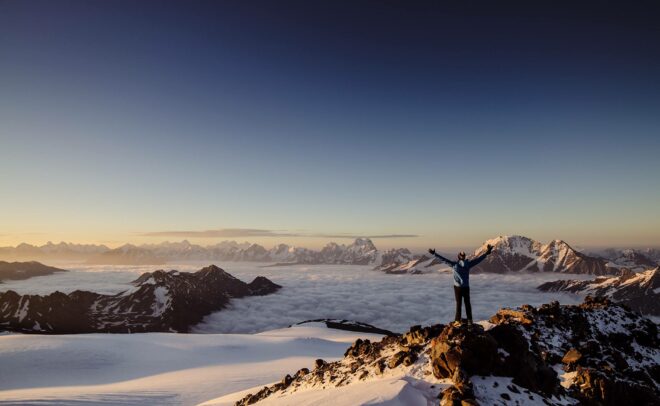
[376, 235, 659, 275]
[1, 236, 657, 275]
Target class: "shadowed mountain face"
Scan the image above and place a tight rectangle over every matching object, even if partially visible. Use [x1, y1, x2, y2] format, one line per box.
[0, 265, 280, 333]
[538, 267, 660, 316]
[0, 261, 67, 282]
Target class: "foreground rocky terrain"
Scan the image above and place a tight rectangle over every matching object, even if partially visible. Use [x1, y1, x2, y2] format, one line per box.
[538, 267, 659, 316]
[235, 297, 659, 406]
[0, 260, 67, 282]
[0, 265, 280, 333]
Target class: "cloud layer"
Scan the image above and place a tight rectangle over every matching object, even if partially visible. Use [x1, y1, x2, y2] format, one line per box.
[192, 264, 590, 334]
[1, 263, 591, 334]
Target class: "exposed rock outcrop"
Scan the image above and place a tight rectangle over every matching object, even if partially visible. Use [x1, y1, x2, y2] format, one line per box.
[235, 297, 659, 406]
[0, 265, 280, 333]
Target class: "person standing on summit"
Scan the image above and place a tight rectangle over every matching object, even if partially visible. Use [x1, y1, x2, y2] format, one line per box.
[428, 244, 494, 325]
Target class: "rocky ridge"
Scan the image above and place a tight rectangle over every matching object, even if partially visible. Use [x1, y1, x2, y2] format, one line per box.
[538, 267, 660, 316]
[0, 265, 280, 333]
[235, 297, 659, 406]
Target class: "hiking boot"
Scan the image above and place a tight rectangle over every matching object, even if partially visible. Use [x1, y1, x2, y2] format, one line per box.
[466, 319, 474, 327]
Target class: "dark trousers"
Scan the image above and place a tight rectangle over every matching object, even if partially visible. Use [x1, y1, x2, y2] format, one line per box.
[453, 286, 472, 321]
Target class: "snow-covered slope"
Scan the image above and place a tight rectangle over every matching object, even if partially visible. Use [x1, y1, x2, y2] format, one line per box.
[0, 325, 385, 405]
[537, 267, 660, 315]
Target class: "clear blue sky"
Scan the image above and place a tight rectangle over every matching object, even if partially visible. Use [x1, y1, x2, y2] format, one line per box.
[1, 1, 659, 250]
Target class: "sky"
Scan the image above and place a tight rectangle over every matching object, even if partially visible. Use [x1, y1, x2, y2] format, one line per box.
[1, 1, 660, 250]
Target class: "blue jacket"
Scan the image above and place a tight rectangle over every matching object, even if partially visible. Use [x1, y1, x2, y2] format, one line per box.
[433, 251, 490, 287]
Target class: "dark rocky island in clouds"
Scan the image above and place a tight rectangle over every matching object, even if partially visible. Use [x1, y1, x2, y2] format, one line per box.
[0, 261, 67, 282]
[0, 265, 280, 333]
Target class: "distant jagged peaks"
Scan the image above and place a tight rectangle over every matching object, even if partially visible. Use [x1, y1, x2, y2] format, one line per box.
[374, 235, 626, 275]
[471, 235, 616, 275]
[82, 238, 383, 266]
[1, 236, 657, 272]
[0, 242, 110, 261]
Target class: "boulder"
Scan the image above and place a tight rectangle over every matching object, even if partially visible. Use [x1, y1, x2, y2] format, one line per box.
[489, 308, 534, 326]
[430, 324, 498, 379]
[489, 323, 559, 396]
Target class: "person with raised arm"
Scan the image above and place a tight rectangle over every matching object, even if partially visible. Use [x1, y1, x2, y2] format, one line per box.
[428, 244, 494, 326]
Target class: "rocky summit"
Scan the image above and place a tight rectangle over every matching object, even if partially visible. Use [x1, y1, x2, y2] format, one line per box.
[235, 297, 659, 406]
[0, 265, 281, 333]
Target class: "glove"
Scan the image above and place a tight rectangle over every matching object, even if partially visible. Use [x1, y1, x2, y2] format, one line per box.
[486, 244, 493, 254]
[428, 248, 436, 255]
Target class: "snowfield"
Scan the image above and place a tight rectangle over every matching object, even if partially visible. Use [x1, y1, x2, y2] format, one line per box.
[0, 325, 383, 405]
[203, 376, 442, 406]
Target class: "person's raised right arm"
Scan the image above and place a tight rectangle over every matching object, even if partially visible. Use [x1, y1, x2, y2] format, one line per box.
[428, 249, 456, 266]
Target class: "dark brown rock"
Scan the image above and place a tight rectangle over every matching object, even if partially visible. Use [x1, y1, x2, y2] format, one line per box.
[430, 323, 498, 379]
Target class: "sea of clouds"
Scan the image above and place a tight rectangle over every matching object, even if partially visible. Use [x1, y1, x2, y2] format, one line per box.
[1, 262, 594, 334]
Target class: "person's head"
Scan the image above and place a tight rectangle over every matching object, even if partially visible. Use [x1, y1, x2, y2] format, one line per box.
[457, 251, 467, 261]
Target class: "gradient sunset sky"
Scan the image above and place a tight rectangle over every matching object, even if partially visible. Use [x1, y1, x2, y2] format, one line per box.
[1, 1, 659, 250]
